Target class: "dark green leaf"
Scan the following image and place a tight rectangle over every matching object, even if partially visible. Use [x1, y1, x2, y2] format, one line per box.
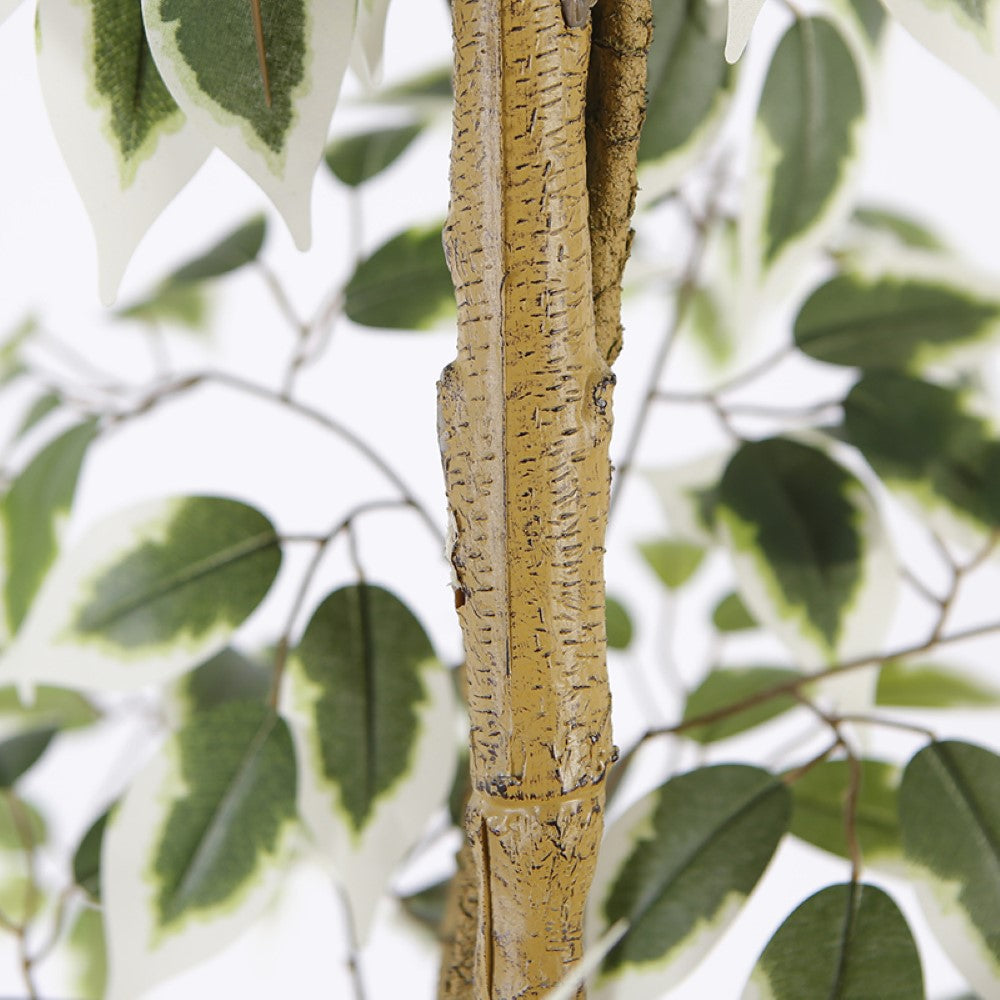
[639, 0, 733, 167]
[2, 420, 97, 632]
[376, 65, 452, 104]
[787, 759, 901, 864]
[844, 371, 1000, 532]
[152, 701, 296, 926]
[848, 0, 887, 45]
[325, 124, 423, 187]
[400, 879, 449, 936]
[877, 660, 1000, 708]
[682, 666, 799, 743]
[176, 646, 272, 715]
[711, 591, 756, 632]
[756, 18, 864, 265]
[718, 438, 868, 654]
[638, 538, 705, 589]
[291, 585, 436, 830]
[899, 740, 1000, 992]
[605, 595, 634, 650]
[852, 207, 943, 251]
[166, 215, 268, 284]
[747, 883, 923, 998]
[74, 809, 111, 901]
[0, 728, 57, 787]
[344, 223, 453, 331]
[795, 273, 1000, 369]
[598, 765, 789, 977]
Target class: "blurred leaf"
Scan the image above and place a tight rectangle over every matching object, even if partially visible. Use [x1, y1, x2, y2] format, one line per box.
[67, 906, 107, 1000]
[787, 759, 901, 865]
[325, 123, 423, 187]
[590, 765, 789, 998]
[877, 660, 1000, 708]
[638, 539, 705, 589]
[0, 728, 57, 787]
[605, 596, 634, 650]
[13, 392, 62, 442]
[745, 883, 923, 998]
[400, 878, 449, 936]
[851, 207, 943, 252]
[166, 216, 267, 285]
[711, 591, 756, 632]
[0, 686, 98, 732]
[74, 809, 111, 901]
[682, 666, 799, 743]
[174, 646, 272, 717]
[344, 223, 454, 330]
[0, 315, 36, 387]
[847, 0, 887, 45]
[375, 65, 452, 104]
[899, 741, 1000, 997]
[0, 795, 46, 851]
[117, 281, 210, 331]
[645, 453, 729, 545]
[795, 273, 1000, 370]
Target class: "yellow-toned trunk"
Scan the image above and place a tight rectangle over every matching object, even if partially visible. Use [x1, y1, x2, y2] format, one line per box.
[438, 1, 648, 996]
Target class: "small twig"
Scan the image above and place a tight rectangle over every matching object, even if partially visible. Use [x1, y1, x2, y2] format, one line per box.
[337, 884, 369, 1000]
[781, 737, 843, 785]
[831, 713, 937, 743]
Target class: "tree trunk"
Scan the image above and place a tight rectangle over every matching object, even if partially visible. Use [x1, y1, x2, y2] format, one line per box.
[438, 1, 649, 996]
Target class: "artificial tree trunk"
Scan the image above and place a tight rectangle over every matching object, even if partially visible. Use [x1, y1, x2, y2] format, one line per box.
[437, 0, 649, 996]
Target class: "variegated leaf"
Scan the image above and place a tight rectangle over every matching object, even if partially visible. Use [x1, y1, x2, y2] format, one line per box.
[351, 0, 392, 86]
[102, 702, 298, 999]
[141, 0, 357, 248]
[36, 0, 211, 304]
[281, 584, 454, 940]
[0, 496, 281, 693]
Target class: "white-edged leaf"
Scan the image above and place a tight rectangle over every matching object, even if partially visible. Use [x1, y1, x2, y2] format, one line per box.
[281, 584, 455, 940]
[899, 740, 1000, 997]
[0, 0, 24, 25]
[142, 0, 357, 249]
[717, 437, 897, 674]
[743, 17, 866, 299]
[102, 701, 298, 1000]
[725, 0, 766, 63]
[36, 0, 211, 304]
[644, 451, 730, 546]
[589, 765, 789, 1000]
[0, 419, 97, 642]
[743, 883, 923, 999]
[1, 496, 281, 693]
[351, 0, 392, 86]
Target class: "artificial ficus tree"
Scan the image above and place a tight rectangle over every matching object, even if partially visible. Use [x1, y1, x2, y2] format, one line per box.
[0, 1, 998, 1000]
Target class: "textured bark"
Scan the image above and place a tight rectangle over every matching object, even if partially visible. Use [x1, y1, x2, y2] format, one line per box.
[438, 0, 647, 996]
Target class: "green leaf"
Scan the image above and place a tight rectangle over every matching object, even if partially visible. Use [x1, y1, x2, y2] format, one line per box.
[605, 596, 634, 650]
[67, 907, 108, 1000]
[173, 646, 272, 718]
[36, 0, 209, 303]
[400, 878, 449, 937]
[589, 765, 789, 998]
[846, 0, 887, 46]
[142, 0, 355, 249]
[376, 65, 452, 105]
[639, 0, 735, 195]
[3, 496, 281, 692]
[0, 315, 36, 387]
[117, 280, 210, 331]
[787, 759, 902, 866]
[850, 207, 943, 252]
[711, 591, 757, 632]
[103, 701, 297, 999]
[13, 392, 63, 441]
[1, 419, 97, 636]
[747, 18, 865, 278]
[744, 883, 923, 999]
[0, 686, 98, 732]
[796, 273, 1000, 370]
[899, 740, 1000, 997]
[166, 215, 267, 284]
[844, 371, 1000, 539]
[325, 123, 423, 187]
[0, 728, 56, 787]
[645, 452, 728, 546]
[344, 223, 454, 331]
[718, 438, 895, 663]
[282, 585, 455, 939]
[0, 796, 46, 852]
[74, 809, 111, 901]
[877, 660, 1000, 708]
[682, 666, 799, 743]
[638, 539, 706, 589]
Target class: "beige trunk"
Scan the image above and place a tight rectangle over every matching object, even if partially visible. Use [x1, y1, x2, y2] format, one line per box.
[438, 1, 648, 996]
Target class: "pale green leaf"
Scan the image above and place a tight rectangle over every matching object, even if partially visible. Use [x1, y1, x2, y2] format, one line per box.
[344, 222, 454, 331]
[282, 585, 455, 939]
[899, 740, 1000, 997]
[324, 123, 423, 187]
[590, 765, 789, 1000]
[142, 0, 356, 249]
[877, 660, 1000, 708]
[0, 419, 97, 637]
[0, 686, 98, 733]
[2, 496, 281, 693]
[13, 392, 62, 442]
[0, 315, 37, 387]
[796, 274, 1000, 370]
[117, 280, 210, 331]
[745, 18, 865, 286]
[103, 701, 297, 1000]
[744, 883, 923, 999]
[0, 795, 46, 852]
[850, 207, 944, 252]
[639, 0, 735, 196]
[712, 591, 757, 632]
[605, 596, 634, 651]
[167, 215, 267, 284]
[36, 0, 210, 303]
[718, 438, 896, 666]
[638, 538, 705, 590]
[682, 666, 799, 743]
[375, 65, 452, 106]
[67, 907, 108, 1000]
[787, 759, 902, 866]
